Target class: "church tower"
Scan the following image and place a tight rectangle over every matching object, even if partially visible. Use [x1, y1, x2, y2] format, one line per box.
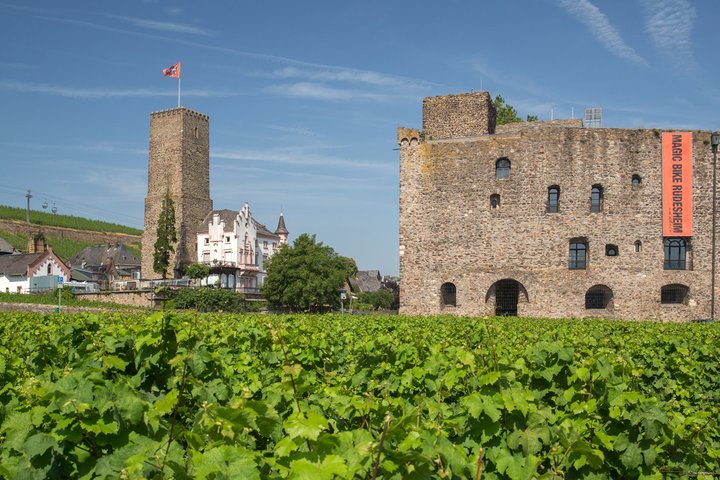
[141, 108, 213, 279]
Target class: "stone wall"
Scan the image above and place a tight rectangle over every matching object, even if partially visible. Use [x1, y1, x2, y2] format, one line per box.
[399, 92, 717, 322]
[423, 92, 496, 140]
[141, 108, 213, 279]
[78, 290, 154, 308]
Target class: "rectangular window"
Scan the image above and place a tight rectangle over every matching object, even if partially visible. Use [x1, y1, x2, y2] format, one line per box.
[569, 241, 588, 269]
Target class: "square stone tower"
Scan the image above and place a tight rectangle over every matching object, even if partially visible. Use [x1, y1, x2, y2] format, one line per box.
[141, 107, 213, 279]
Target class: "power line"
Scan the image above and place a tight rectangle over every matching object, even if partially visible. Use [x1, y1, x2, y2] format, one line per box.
[0, 184, 143, 224]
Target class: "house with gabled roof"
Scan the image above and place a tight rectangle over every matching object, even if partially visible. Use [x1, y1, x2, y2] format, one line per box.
[0, 246, 70, 294]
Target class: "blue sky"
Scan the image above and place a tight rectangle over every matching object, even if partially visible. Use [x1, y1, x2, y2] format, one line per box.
[0, 1, 717, 276]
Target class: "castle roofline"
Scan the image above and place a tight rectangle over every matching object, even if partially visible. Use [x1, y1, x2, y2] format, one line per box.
[150, 107, 209, 121]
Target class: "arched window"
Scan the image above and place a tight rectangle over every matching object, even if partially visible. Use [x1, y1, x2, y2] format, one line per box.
[441, 283, 456, 307]
[661, 284, 689, 304]
[664, 238, 687, 270]
[47, 264, 52, 275]
[605, 244, 618, 256]
[634, 240, 642, 253]
[496, 158, 510, 179]
[585, 285, 613, 309]
[632, 174, 642, 186]
[547, 186, 560, 213]
[490, 194, 500, 209]
[591, 185, 603, 212]
[569, 239, 588, 269]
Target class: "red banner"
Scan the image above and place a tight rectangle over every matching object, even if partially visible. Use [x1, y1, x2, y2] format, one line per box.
[662, 132, 692, 237]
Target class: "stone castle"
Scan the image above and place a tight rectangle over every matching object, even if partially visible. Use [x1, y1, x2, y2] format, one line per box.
[399, 91, 717, 322]
[141, 108, 213, 278]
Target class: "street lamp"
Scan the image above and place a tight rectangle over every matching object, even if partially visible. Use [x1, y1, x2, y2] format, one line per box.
[711, 132, 720, 322]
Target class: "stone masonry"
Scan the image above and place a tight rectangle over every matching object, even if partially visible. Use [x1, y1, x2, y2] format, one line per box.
[141, 108, 212, 279]
[399, 91, 718, 321]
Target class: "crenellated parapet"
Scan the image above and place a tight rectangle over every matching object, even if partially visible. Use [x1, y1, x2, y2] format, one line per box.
[397, 127, 422, 146]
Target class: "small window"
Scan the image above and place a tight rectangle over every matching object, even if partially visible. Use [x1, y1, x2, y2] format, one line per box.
[441, 282, 457, 307]
[569, 239, 588, 270]
[664, 238, 687, 270]
[194, 126, 199, 139]
[661, 284, 689, 304]
[547, 186, 560, 213]
[632, 174, 642, 186]
[204, 238, 209, 245]
[225, 236, 231, 243]
[634, 240, 642, 253]
[591, 185, 603, 212]
[263, 241, 269, 249]
[605, 244, 618, 256]
[496, 158, 511, 179]
[47, 264, 52, 275]
[490, 194, 500, 209]
[585, 285, 613, 309]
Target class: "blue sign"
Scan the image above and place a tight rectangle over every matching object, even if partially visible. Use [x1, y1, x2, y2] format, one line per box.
[57, 276, 64, 284]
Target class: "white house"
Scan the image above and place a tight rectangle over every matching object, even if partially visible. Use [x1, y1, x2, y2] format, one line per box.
[196, 203, 288, 293]
[0, 247, 71, 294]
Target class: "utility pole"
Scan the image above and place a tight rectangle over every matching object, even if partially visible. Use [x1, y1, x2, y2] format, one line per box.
[25, 189, 32, 224]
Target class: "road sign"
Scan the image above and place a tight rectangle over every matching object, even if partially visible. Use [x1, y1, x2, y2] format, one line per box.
[57, 276, 64, 284]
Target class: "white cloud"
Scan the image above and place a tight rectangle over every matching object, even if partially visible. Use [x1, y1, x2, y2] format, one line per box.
[0, 81, 236, 99]
[640, 0, 698, 74]
[270, 66, 432, 89]
[264, 82, 389, 102]
[111, 15, 211, 35]
[555, 0, 648, 67]
[213, 146, 394, 171]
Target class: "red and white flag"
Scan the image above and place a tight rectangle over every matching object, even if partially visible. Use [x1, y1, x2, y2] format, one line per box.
[162, 62, 181, 78]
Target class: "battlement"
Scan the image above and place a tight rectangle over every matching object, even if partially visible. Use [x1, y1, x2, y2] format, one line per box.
[397, 127, 421, 145]
[422, 91, 496, 140]
[150, 107, 209, 122]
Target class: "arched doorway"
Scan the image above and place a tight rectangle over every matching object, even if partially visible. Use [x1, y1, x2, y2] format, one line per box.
[486, 279, 528, 316]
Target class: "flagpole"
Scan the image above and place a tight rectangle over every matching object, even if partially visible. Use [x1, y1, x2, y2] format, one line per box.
[177, 77, 181, 108]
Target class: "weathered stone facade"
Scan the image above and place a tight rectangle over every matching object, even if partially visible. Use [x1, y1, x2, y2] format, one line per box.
[399, 91, 717, 321]
[141, 108, 212, 279]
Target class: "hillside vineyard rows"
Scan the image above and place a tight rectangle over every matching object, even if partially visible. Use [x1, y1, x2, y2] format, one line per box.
[0, 312, 719, 479]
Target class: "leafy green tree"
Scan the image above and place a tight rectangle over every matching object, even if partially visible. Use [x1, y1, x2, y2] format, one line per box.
[184, 262, 209, 282]
[494, 95, 538, 125]
[357, 289, 394, 310]
[153, 191, 177, 279]
[263, 233, 357, 312]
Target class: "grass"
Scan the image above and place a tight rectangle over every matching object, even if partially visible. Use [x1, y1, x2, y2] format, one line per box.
[0, 290, 144, 310]
[0, 205, 142, 235]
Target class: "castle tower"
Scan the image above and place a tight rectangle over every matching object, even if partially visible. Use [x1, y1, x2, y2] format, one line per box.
[141, 108, 213, 279]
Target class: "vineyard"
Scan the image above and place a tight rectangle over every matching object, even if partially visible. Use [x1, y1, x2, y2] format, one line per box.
[1, 312, 719, 479]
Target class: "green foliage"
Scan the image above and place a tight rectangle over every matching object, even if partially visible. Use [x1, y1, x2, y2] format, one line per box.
[356, 289, 394, 311]
[184, 262, 210, 280]
[494, 95, 538, 125]
[172, 287, 254, 312]
[153, 192, 177, 280]
[0, 313, 719, 478]
[0, 205, 142, 235]
[263, 233, 357, 312]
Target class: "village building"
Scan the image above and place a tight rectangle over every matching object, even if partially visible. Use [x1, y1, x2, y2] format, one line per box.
[0, 246, 70, 293]
[398, 91, 718, 322]
[68, 243, 141, 290]
[196, 203, 288, 293]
